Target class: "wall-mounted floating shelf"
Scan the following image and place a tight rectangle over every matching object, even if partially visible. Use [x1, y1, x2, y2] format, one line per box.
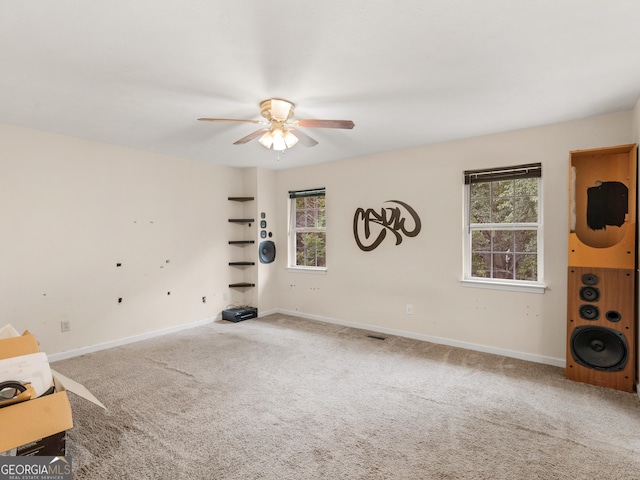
[228, 196, 256, 291]
[228, 197, 254, 202]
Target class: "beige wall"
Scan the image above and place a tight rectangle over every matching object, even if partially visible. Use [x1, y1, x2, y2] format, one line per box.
[254, 168, 279, 314]
[274, 111, 633, 366]
[0, 123, 242, 356]
[2, 110, 636, 368]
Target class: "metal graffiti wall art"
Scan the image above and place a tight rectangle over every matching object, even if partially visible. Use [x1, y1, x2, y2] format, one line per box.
[353, 200, 422, 251]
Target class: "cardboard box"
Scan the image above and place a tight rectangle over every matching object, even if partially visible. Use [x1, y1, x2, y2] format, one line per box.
[0, 328, 96, 455]
[0, 377, 73, 454]
[0, 331, 40, 361]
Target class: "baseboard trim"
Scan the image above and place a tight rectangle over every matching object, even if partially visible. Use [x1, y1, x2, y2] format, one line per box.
[48, 316, 218, 363]
[276, 309, 566, 368]
[47, 309, 568, 369]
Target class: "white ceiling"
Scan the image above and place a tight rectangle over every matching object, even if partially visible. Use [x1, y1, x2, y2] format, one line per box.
[2, 1, 640, 170]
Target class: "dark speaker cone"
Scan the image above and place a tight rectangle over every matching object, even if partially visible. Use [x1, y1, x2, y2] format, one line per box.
[579, 305, 599, 320]
[258, 240, 276, 264]
[579, 286, 600, 302]
[581, 273, 599, 285]
[570, 326, 628, 371]
[605, 310, 622, 323]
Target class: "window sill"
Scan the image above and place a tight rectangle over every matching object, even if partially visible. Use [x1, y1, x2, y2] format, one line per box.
[461, 278, 546, 294]
[287, 267, 327, 275]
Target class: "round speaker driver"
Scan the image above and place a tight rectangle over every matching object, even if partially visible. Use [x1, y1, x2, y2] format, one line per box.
[579, 286, 600, 302]
[570, 326, 628, 371]
[258, 240, 276, 264]
[581, 273, 598, 285]
[579, 305, 599, 320]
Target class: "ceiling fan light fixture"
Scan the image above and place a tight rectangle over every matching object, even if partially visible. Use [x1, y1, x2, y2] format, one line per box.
[200, 98, 352, 153]
[258, 130, 274, 149]
[284, 130, 299, 148]
[263, 98, 294, 122]
[271, 128, 287, 151]
[259, 126, 298, 152]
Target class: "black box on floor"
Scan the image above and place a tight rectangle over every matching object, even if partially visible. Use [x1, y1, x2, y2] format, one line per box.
[11, 431, 66, 457]
[222, 307, 258, 322]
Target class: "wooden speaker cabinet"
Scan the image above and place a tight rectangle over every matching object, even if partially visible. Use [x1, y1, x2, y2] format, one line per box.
[566, 144, 637, 392]
[568, 144, 637, 269]
[566, 267, 636, 392]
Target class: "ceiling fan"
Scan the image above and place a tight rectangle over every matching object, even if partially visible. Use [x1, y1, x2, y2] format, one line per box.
[198, 98, 355, 151]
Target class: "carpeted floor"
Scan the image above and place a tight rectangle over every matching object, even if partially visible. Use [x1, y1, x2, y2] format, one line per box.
[52, 314, 640, 479]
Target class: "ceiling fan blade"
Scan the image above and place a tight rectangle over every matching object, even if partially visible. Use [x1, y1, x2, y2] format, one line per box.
[233, 128, 269, 145]
[198, 118, 264, 125]
[289, 129, 318, 147]
[295, 119, 355, 129]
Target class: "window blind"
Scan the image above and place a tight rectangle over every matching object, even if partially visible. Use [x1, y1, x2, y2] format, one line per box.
[464, 163, 541, 184]
[288, 188, 325, 199]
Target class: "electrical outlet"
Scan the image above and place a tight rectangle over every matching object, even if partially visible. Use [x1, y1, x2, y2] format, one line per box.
[406, 304, 413, 315]
[223, 291, 229, 301]
[60, 320, 71, 333]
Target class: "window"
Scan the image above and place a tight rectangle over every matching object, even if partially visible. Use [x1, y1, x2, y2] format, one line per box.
[463, 163, 543, 291]
[289, 188, 326, 269]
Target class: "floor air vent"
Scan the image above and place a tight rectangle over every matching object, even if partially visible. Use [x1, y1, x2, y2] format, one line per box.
[367, 334, 386, 341]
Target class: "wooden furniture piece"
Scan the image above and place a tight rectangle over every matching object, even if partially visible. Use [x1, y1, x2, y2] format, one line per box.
[566, 144, 637, 393]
